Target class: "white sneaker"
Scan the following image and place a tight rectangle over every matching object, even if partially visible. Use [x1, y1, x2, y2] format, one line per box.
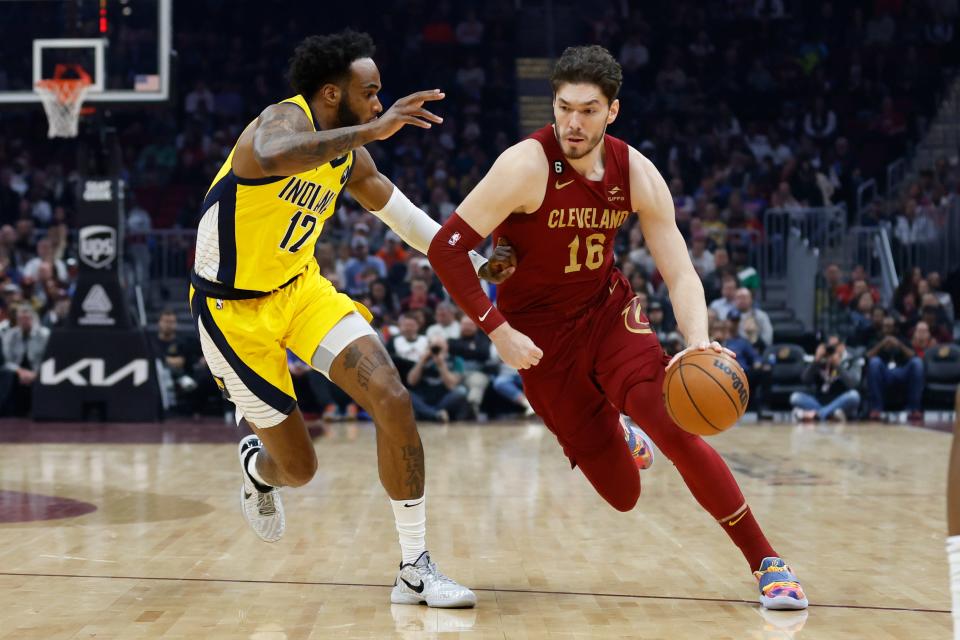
[390, 551, 477, 608]
[238, 435, 285, 543]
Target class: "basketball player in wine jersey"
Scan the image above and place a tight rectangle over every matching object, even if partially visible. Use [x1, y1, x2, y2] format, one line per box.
[429, 45, 807, 610]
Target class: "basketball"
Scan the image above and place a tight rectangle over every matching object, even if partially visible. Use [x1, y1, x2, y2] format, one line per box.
[663, 351, 749, 436]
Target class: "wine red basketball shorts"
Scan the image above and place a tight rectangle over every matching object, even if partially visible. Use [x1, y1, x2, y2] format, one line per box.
[515, 270, 671, 464]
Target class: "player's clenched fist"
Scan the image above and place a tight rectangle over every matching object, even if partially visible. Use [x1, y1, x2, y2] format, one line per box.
[490, 323, 543, 370]
[479, 238, 518, 284]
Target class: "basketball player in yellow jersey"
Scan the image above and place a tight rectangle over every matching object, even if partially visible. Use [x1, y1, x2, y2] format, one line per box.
[190, 30, 514, 608]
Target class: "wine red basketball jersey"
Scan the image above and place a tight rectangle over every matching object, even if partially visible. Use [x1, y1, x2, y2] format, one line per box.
[494, 124, 633, 324]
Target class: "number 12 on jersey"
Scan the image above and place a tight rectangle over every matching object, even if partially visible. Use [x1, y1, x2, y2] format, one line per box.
[279, 210, 318, 253]
[565, 233, 605, 273]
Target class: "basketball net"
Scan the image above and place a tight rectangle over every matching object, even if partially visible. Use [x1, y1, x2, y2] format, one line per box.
[35, 64, 93, 139]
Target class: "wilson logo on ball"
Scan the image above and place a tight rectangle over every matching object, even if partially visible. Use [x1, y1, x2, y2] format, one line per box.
[713, 359, 748, 408]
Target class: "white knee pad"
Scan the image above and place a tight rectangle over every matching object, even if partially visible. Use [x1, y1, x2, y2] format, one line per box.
[311, 312, 378, 377]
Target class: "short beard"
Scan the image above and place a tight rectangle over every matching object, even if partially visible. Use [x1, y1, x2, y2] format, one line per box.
[337, 98, 361, 127]
[558, 123, 607, 160]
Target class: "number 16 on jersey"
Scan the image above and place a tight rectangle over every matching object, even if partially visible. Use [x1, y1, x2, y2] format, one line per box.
[565, 233, 605, 273]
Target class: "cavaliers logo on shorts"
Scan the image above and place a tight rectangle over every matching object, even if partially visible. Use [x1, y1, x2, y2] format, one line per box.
[620, 296, 652, 334]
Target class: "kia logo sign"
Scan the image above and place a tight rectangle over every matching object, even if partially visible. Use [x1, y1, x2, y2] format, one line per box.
[79, 226, 117, 269]
[40, 358, 149, 387]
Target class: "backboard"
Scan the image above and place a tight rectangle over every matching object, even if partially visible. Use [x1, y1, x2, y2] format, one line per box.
[0, 0, 171, 104]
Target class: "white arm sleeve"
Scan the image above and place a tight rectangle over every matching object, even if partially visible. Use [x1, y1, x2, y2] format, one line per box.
[370, 186, 487, 275]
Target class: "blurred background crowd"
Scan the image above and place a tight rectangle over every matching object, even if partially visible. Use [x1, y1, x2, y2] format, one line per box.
[0, 0, 958, 421]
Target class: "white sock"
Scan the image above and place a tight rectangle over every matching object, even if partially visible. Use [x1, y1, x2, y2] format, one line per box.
[245, 450, 272, 490]
[391, 495, 427, 565]
[949, 535, 960, 640]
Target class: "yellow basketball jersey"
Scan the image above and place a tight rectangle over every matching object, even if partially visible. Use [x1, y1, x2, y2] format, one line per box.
[193, 94, 354, 293]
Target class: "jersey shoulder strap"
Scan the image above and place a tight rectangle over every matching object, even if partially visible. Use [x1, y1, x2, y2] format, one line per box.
[278, 95, 319, 132]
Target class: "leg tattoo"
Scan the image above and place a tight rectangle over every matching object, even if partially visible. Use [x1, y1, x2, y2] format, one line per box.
[341, 345, 391, 390]
[358, 351, 390, 390]
[402, 443, 425, 496]
[342, 344, 362, 370]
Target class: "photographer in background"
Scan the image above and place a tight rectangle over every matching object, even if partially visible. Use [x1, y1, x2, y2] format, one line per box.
[406, 331, 468, 423]
[790, 335, 862, 422]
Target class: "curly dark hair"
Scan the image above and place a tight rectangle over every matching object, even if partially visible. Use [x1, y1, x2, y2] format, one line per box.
[286, 30, 376, 99]
[550, 45, 623, 104]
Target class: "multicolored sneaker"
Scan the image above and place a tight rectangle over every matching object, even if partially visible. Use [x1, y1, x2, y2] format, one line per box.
[754, 557, 808, 610]
[621, 417, 654, 470]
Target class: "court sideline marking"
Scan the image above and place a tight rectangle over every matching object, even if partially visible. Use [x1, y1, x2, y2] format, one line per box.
[0, 571, 948, 614]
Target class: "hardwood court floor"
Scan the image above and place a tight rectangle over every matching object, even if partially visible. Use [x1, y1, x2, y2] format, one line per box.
[0, 418, 951, 639]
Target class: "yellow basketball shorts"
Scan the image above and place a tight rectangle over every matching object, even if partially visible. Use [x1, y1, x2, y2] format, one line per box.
[190, 261, 371, 427]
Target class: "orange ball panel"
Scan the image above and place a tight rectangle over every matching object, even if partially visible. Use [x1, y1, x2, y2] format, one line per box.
[662, 351, 749, 436]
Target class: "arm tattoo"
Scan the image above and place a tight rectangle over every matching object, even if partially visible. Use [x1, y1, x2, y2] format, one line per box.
[255, 105, 365, 172]
[402, 443, 425, 496]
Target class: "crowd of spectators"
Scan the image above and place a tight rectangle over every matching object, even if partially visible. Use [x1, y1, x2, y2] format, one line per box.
[0, 1, 959, 420]
[157, 229, 957, 423]
[589, 0, 959, 219]
[803, 258, 958, 422]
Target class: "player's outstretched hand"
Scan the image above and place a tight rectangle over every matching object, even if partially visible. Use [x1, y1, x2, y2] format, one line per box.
[666, 340, 735, 371]
[490, 323, 542, 370]
[369, 89, 445, 141]
[479, 238, 517, 284]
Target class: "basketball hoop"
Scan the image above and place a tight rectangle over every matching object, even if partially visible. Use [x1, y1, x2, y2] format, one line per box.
[35, 64, 92, 138]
